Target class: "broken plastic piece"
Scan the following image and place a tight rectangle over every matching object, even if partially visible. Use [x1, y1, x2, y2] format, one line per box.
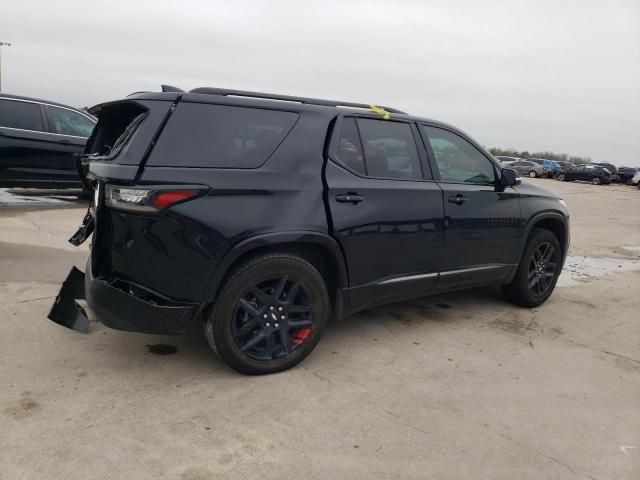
[47, 267, 90, 333]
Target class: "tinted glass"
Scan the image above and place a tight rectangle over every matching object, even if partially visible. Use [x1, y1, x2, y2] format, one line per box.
[46, 106, 95, 137]
[421, 126, 495, 184]
[150, 103, 299, 168]
[334, 117, 365, 175]
[357, 119, 422, 179]
[0, 99, 44, 131]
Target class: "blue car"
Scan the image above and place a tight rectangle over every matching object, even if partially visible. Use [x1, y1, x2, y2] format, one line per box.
[530, 158, 561, 178]
[618, 167, 638, 183]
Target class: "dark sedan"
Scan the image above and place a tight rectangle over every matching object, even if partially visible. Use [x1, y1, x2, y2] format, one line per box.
[556, 164, 612, 185]
[0, 94, 96, 189]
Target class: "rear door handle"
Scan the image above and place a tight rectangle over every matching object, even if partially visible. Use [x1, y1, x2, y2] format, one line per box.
[447, 195, 468, 205]
[57, 139, 73, 145]
[336, 193, 364, 204]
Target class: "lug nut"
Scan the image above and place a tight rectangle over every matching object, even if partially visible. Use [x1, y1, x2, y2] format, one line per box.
[274, 323, 279, 328]
[263, 314, 268, 318]
[269, 306, 275, 311]
[280, 315, 286, 320]
[265, 322, 271, 327]
[278, 306, 283, 311]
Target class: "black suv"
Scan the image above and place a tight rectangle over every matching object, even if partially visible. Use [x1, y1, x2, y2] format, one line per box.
[50, 86, 570, 374]
[556, 164, 612, 185]
[0, 94, 96, 188]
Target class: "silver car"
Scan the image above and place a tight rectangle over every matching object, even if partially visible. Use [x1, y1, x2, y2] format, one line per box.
[507, 160, 546, 178]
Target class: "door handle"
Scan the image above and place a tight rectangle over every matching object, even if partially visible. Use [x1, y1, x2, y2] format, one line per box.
[335, 193, 364, 204]
[447, 195, 468, 205]
[57, 139, 73, 145]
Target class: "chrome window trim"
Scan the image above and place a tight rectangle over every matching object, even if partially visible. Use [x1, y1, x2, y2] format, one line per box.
[0, 124, 88, 139]
[0, 125, 49, 135]
[0, 96, 96, 123]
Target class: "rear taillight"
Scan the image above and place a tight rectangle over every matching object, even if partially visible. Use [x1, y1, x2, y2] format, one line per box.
[105, 185, 204, 212]
[152, 191, 199, 208]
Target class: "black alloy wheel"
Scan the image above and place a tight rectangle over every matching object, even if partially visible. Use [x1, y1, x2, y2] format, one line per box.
[526, 241, 557, 297]
[205, 253, 329, 374]
[592, 176, 601, 185]
[231, 275, 315, 361]
[502, 228, 562, 307]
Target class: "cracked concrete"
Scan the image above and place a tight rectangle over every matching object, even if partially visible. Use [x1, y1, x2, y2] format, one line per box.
[1, 179, 639, 479]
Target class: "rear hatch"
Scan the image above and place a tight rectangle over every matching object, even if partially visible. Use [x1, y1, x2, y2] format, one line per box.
[76, 93, 180, 279]
[81, 92, 180, 183]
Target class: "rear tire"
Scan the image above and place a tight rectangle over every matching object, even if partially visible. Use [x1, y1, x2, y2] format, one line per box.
[502, 229, 562, 308]
[556, 173, 566, 181]
[529, 171, 537, 178]
[592, 176, 601, 185]
[205, 253, 329, 374]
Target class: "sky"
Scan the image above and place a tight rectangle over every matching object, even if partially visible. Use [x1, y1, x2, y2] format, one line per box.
[2, 0, 639, 165]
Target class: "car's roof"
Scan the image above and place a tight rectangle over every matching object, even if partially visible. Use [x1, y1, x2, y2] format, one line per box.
[0, 92, 92, 116]
[124, 87, 466, 134]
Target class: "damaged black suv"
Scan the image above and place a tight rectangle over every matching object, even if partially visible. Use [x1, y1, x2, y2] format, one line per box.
[50, 86, 569, 374]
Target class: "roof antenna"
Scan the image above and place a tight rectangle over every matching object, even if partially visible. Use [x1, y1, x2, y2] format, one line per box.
[161, 84, 184, 93]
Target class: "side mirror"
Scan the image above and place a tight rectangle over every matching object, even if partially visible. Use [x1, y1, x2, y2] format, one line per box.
[500, 167, 521, 187]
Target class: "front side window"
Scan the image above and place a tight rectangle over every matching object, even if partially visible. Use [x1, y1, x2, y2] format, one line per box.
[421, 125, 496, 184]
[46, 106, 95, 137]
[357, 119, 422, 180]
[0, 99, 44, 132]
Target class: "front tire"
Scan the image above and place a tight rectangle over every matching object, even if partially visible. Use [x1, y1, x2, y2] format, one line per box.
[556, 173, 566, 181]
[592, 176, 601, 185]
[205, 253, 329, 374]
[502, 229, 562, 308]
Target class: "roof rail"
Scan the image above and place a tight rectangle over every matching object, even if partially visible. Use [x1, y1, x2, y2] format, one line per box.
[188, 87, 407, 114]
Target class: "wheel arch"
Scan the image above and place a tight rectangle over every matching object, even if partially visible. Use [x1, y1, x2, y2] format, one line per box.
[521, 212, 569, 261]
[203, 231, 348, 317]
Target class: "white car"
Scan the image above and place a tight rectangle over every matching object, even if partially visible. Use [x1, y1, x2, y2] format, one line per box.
[631, 171, 640, 186]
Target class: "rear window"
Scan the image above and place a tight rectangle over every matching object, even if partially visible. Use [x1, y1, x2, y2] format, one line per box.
[149, 103, 299, 168]
[0, 99, 44, 132]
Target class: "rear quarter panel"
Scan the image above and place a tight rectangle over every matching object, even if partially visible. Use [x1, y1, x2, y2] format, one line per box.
[102, 109, 333, 302]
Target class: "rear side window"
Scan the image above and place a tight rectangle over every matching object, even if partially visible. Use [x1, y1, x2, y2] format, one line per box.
[150, 103, 299, 168]
[334, 118, 366, 175]
[0, 99, 44, 132]
[357, 119, 422, 180]
[46, 106, 95, 137]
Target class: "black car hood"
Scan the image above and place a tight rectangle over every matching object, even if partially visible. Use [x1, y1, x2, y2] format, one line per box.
[513, 181, 561, 199]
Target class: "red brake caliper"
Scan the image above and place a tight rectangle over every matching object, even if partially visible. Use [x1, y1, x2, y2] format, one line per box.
[291, 328, 312, 345]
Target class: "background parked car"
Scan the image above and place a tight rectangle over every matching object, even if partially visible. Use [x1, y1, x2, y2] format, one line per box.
[0, 94, 96, 189]
[556, 161, 574, 171]
[591, 162, 620, 182]
[556, 164, 611, 185]
[631, 171, 640, 186]
[530, 158, 561, 177]
[618, 167, 638, 183]
[506, 160, 546, 178]
[494, 155, 522, 166]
